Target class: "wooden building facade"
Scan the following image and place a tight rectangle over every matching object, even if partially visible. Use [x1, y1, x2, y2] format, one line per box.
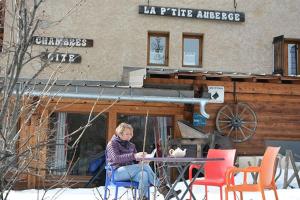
[1, 0, 300, 189]
[145, 71, 300, 155]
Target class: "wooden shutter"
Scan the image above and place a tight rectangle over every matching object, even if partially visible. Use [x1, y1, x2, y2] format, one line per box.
[273, 35, 285, 75]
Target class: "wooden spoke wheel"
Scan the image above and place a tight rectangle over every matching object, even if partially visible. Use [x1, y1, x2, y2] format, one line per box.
[216, 102, 257, 143]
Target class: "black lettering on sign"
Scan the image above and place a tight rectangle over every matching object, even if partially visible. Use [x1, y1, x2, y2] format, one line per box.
[32, 36, 93, 47]
[41, 52, 81, 63]
[139, 5, 245, 22]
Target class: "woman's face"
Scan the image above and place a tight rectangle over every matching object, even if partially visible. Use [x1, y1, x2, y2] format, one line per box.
[119, 128, 133, 141]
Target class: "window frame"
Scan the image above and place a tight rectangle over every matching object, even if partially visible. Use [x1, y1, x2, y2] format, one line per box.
[48, 112, 108, 176]
[273, 36, 300, 76]
[182, 33, 203, 68]
[285, 39, 300, 76]
[147, 31, 170, 66]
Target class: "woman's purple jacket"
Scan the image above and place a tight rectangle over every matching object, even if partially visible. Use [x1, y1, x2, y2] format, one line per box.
[106, 134, 137, 169]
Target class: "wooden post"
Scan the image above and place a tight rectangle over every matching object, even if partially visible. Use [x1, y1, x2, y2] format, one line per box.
[27, 113, 38, 188]
[107, 111, 117, 141]
[173, 115, 183, 138]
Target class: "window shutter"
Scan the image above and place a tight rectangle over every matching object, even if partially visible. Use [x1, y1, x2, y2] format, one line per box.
[273, 35, 285, 75]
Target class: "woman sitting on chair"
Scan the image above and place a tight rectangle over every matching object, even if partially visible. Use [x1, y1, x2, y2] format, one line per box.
[106, 122, 180, 200]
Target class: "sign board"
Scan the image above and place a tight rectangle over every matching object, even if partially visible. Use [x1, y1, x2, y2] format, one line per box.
[41, 52, 81, 63]
[139, 5, 245, 22]
[32, 36, 93, 47]
[193, 113, 207, 127]
[208, 86, 224, 103]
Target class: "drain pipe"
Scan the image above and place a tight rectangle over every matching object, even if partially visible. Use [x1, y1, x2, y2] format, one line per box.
[26, 90, 211, 118]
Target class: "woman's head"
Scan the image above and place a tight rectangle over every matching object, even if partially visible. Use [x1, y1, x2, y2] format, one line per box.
[115, 122, 133, 141]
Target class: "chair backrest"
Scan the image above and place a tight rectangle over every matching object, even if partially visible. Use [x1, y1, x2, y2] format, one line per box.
[104, 150, 114, 184]
[259, 146, 280, 187]
[204, 149, 236, 180]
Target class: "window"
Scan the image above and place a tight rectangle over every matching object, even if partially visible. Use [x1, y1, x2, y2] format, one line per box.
[117, 114, 173, 156]
[288, 43, 299, 75]
[183, 34, 203, 67]
[273, 35, 300, 75]
[48, 112, 107, 176]
[147, 32, 169, 66]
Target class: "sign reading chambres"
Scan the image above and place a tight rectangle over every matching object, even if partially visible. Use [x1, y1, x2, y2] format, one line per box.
[139, 5, 245, 22]
[32, 36, 93, 47]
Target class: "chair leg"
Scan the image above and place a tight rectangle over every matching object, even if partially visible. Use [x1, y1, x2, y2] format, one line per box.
[115, 186, 118, 200]
[219, 186, 223, 200]
[273, 188, 279, 200]
[233, 191, 237, 200]
[189, 185, 193, 200]
[104, 185, 108, 200]
[240, 192, 243, 200]
[261, 189, 266, 200]
[133, 188, 137, 200]
[225, 188, 228, 200]
[272, 182, 279, 200]
[205, 185, 208, 200]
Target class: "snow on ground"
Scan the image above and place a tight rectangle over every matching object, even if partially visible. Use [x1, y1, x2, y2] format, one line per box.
[6, 168, 300, 200]
[6, 186, 300, 200]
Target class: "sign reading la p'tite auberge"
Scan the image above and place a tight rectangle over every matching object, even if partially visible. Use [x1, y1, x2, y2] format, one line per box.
[139, 5, 245, 22]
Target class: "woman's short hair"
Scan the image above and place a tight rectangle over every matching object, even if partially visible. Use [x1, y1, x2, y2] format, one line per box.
[115, 122, 133, 136]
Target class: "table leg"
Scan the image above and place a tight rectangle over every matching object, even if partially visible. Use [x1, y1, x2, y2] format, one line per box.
[165, 164, 190, 200]
[177, 165, 198, 200]
[180, 163, 204, 200]
[163, 164, 180, 200]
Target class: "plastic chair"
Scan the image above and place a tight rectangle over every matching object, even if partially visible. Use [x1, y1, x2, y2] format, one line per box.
[188, 149, 236, 200]
[225, 146, 280, 200]
[104, 151, 150, 200]
[104, 164, 139, 200]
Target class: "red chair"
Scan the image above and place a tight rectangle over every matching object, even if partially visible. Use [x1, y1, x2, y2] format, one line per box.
[189, 149, 236, 200]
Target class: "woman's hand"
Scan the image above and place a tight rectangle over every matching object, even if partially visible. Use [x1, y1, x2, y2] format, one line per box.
[135, 152, 151, 164]
[134, 152, 147, 159]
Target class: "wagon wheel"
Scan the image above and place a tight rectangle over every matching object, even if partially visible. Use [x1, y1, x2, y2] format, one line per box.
[216, 102, 257, 143]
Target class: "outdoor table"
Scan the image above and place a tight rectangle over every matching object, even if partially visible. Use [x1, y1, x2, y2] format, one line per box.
[137, 157, 224, 200]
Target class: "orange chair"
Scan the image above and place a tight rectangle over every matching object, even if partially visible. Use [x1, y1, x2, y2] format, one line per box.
[225, 146, 280, 200]
[189, 149, 236, 200]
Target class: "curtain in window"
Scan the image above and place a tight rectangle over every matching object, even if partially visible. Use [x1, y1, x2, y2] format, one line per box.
[53, 112, 67, 175]
[288, 44, 298, 75]
[156, 117, 168, 156]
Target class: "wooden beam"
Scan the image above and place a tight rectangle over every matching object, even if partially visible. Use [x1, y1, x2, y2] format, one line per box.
[108, 111, 117, 141]
[174, 115, 184, 138]
[146, 77, 300, 95]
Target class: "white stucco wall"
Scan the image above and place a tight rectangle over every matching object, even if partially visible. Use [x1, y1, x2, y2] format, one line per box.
[3, 0, 300, 81]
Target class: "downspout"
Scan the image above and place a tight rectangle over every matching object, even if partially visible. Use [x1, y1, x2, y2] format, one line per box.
[25, 90, 211, 118]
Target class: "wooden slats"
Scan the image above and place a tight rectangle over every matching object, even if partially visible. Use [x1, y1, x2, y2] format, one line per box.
[146, 71, 300, 85]
[146, 75, 300, 155]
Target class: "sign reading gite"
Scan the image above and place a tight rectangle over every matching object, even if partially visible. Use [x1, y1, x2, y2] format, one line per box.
[139, 5, 245, 22]
[41, 52, 81, 63]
